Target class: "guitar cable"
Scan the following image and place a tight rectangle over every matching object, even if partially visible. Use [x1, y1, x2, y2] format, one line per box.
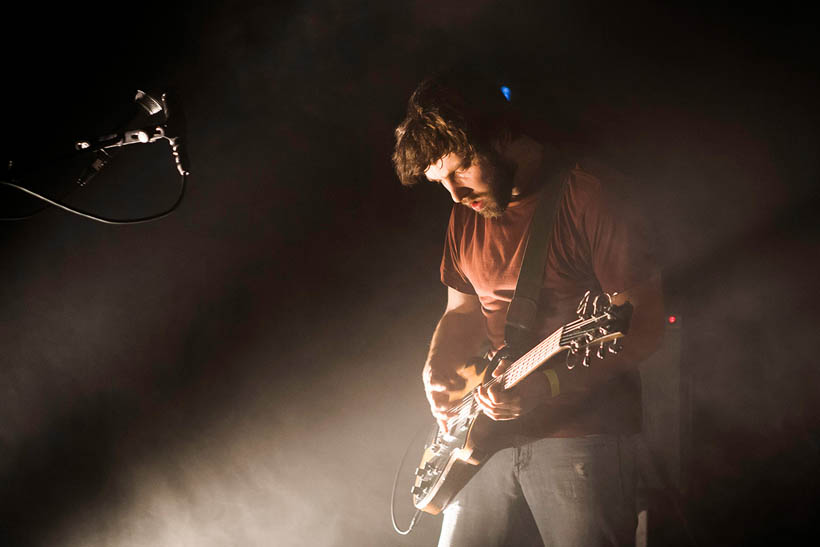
[390, 423, 430, 535]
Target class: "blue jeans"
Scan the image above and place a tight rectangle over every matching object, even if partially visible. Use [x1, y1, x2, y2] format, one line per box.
[438, 435, 638, 547]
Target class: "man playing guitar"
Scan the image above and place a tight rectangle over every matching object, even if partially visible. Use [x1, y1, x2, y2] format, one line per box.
[393, 68, 664, 546]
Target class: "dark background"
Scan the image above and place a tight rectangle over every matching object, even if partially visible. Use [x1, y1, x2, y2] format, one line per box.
[1, 2, 818, 545]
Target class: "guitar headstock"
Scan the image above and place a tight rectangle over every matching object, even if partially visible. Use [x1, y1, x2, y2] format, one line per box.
[561, 291, 633, 369]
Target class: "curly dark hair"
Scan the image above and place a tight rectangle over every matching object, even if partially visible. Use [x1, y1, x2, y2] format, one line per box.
[392, 68, 520, 187]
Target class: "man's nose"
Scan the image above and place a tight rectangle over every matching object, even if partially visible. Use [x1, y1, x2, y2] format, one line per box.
[441, 179, 471, 203]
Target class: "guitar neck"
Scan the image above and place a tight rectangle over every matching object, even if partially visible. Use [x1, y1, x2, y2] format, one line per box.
[500, 327, 565, 390]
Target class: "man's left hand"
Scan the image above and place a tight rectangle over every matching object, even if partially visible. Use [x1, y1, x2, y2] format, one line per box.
[475, 359, 550, 421]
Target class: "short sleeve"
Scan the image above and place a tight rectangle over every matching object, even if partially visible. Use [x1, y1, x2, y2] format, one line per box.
[440, 206, 477, 295]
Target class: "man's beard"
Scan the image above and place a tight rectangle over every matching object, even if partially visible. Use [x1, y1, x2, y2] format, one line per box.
[466, 152, 516, 219]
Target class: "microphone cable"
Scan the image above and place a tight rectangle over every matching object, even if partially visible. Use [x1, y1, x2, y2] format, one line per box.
[0, 172, 187, 225]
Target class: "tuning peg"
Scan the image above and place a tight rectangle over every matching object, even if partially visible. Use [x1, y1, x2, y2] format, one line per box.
[608, 340, 623, 354]
[582, 345, 591, 367]
[565, 351, 576, 370]
[592, 293, 612, 315]
[576, 290, 592, 319]
[596, 343, 606, 360]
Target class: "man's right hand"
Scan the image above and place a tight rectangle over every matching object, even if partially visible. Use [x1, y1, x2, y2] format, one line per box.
[423, 363, 468, 433]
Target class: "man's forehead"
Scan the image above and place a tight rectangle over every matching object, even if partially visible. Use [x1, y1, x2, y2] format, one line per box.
[423, 153, 463, 180]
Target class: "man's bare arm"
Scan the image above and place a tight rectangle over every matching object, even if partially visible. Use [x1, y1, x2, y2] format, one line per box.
[423, 287, 486, 430]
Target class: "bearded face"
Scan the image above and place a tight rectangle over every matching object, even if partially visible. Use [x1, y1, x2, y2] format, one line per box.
[423, 150, 517, 218]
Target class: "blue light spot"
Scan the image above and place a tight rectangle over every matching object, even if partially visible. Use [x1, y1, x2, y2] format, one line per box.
[500, 85, 511, 101]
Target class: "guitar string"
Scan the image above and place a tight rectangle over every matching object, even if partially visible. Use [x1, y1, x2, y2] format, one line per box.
[445, 329, 562, 419]
[442, 313, 618, 424]
[446, 327, 563, 417]
[443, 315, 617, 426]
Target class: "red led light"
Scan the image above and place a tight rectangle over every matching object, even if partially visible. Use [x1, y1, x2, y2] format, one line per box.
[668, 315, 677, 324]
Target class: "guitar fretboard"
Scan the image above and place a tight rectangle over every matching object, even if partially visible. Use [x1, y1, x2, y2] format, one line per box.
[501, 328, 564, 389]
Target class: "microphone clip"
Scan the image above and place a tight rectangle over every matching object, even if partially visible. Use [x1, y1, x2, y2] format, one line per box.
[74, 124, 168, 152]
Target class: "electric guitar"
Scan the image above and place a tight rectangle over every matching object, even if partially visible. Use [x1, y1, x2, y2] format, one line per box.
[411, 291, 633, 514]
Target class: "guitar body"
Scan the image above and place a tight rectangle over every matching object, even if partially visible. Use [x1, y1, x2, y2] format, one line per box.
[412, 414, 522, 514]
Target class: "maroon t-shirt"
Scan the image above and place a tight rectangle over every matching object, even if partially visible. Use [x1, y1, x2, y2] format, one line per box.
[440, 161, 658, 436]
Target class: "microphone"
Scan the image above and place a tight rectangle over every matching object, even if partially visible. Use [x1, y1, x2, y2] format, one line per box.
[75, 90, 167, 187]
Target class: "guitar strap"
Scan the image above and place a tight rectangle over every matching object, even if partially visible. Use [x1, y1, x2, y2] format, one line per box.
[504, 163, 568, 355]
